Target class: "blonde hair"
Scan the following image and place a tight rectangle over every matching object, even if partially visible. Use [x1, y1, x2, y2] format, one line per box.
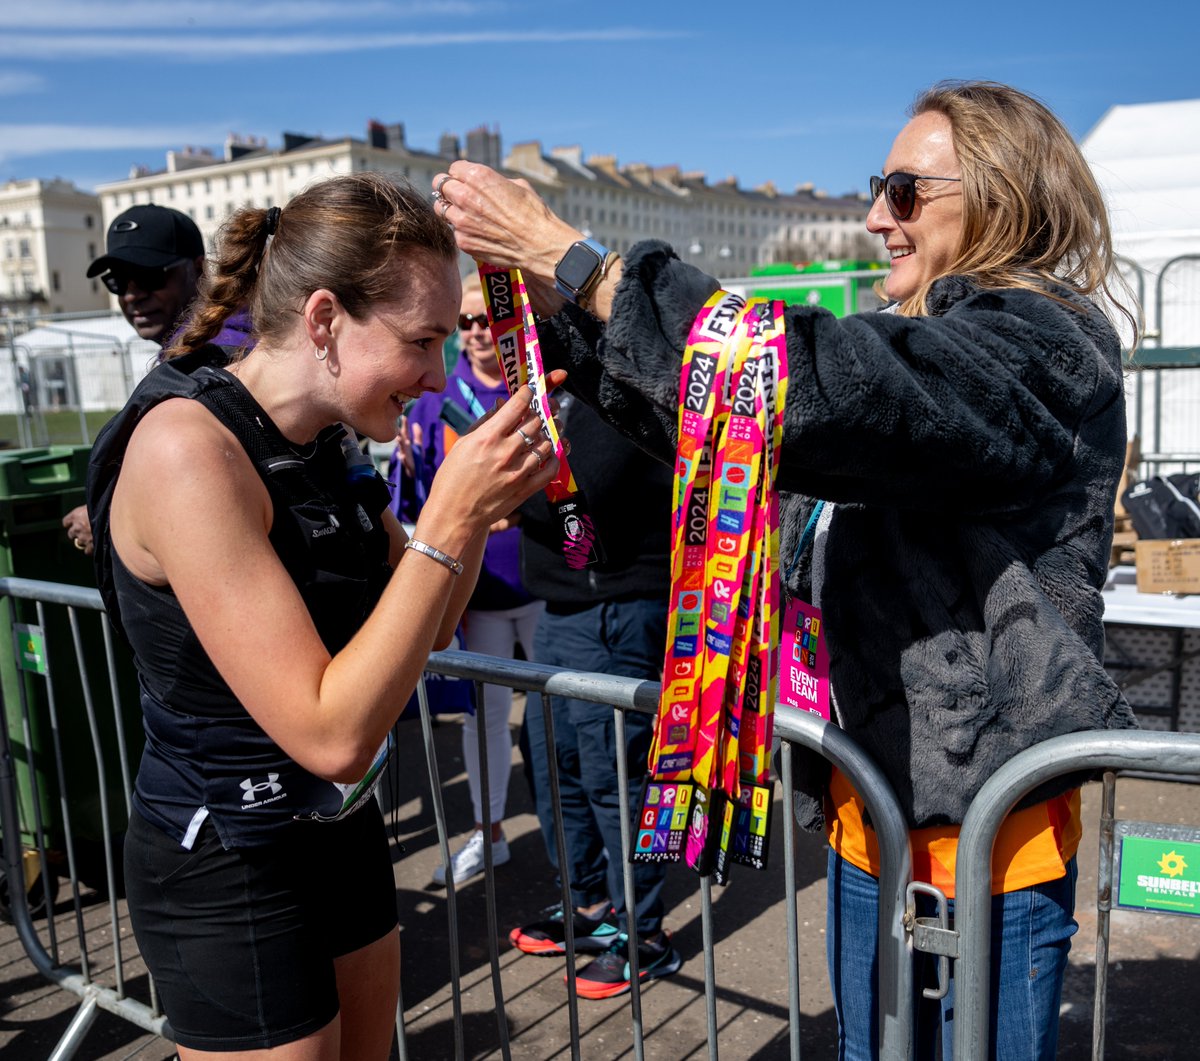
[895, 80, 1136, 337]
[168, 173, 456, 358]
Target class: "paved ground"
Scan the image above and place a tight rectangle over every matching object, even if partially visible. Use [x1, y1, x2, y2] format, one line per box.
[2, 699, 1198, 1060]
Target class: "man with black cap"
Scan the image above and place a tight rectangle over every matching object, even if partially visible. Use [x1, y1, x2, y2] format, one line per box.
[86, 203, 207, 345]
[63, 205, 251, 552]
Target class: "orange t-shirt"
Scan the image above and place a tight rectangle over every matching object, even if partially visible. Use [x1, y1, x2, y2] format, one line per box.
[825, 767, 1081, 898]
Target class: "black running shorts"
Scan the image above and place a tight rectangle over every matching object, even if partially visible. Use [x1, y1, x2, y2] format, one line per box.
[124, 800, 398, 1052]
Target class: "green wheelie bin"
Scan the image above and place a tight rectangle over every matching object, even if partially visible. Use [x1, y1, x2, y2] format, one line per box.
[0, 444, 143, 919]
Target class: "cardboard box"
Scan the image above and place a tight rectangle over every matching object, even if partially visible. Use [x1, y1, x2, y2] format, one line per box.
[1134, 538, 1200, 595]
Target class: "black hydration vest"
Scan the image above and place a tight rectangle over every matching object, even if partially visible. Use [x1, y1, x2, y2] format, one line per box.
[87, 346, 394, 847]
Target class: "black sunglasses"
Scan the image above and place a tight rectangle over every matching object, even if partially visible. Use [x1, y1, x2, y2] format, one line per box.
[458, 312, 489, 331]
[101, 260, 187, 297]
[869, 172, 962, 222]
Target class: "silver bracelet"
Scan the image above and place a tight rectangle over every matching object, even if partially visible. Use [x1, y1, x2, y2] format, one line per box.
[404, 538, 464, 576]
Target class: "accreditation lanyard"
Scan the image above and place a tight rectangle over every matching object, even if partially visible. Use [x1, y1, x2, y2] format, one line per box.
[477, 263, 604, 568]
[634, 292, 787, 879]
[454, 377, 487, 419]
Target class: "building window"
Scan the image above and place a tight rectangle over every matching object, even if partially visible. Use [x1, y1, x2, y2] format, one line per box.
[204, 179, 212, 193]
[18, 239, 30, 258]
[84, 214, 94, 228]
[52, 270, 60, 292]
[205, 205, 215, 220]
[88, 242, 96, 259]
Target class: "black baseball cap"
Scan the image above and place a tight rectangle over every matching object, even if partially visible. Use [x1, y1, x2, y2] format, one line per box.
[86, 204, 205, 277]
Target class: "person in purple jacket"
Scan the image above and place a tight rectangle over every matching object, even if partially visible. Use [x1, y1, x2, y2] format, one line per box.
[390, 274, 543, 884]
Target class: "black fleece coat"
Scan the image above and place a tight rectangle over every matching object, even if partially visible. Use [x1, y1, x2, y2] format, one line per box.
[537, 239, 1137, 831]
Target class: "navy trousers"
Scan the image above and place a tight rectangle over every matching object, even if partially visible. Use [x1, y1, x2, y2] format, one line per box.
[523, 597, 667, 938]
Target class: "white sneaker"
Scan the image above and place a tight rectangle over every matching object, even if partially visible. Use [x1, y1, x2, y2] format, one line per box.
[432, 830, 510, 885]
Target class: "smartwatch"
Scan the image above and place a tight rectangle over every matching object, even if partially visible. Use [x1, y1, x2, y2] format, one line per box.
[554, 238, 609, 306]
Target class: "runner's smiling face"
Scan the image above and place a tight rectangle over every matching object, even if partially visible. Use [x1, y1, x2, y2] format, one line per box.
[333, 253, 460, 442]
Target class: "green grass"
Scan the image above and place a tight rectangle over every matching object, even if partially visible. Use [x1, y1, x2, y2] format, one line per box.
[0, 410, 119, 451]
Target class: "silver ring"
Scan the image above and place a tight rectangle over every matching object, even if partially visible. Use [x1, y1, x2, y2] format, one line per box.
[435, 174, 452, 197]
[514, 425, 535, 448]
[439, 198, 452, 219]
[73, 537, 85, 551]
[431, 189, 443, 203]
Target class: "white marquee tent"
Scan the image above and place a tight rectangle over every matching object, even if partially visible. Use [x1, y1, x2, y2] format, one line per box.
[1082, 98, 1200, 344]
[0, 314, 159, 415]
[1083, 98, 1200, 464]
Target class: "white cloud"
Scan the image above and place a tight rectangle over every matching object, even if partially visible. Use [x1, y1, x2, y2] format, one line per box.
[0, 122, 237, 161]
[0, 27, 679, 61]
[0, 1, 485, 29]
[0, 71, 46, 95]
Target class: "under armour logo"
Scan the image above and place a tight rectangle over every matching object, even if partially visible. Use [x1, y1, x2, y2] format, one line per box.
[240, 774, 282, 801]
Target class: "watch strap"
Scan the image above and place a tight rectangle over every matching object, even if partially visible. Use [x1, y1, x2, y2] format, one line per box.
[578, 250, 621, 311]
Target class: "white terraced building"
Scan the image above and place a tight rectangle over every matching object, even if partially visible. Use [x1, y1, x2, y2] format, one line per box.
[94, 121, 879, 287]
[0, 178, 109, 317]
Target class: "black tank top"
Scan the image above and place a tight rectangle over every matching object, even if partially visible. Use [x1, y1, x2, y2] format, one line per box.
[88, 347, 393, 847]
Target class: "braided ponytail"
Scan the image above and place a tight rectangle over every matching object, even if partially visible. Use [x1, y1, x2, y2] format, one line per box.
[165, 208, 274, 359]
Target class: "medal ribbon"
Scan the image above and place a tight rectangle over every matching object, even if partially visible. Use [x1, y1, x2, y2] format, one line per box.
[734, 300, 788, 789]
[634, 293, 787, 877]
[477, 263, 604, 568]
[648, 289, 746, 781]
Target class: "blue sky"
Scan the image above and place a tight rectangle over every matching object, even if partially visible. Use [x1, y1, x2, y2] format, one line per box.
[1, 1, 1197, 200]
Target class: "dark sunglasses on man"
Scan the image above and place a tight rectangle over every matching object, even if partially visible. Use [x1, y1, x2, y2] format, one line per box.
[101, 260, 188, 297]
[870, 171, 962, 222]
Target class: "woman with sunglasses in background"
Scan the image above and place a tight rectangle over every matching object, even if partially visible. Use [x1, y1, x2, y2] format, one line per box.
[87, 175, 562, 1059]
[389, 273, 544, 886]
[432, 80, 1138, 1060]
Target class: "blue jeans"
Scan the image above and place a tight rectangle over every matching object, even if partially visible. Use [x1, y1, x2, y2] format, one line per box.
[523, 598, 667, 938]
[827, 849, 1078, 1061]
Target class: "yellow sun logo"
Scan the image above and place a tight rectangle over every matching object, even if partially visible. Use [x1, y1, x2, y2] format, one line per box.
[1156, 851, 1188, 878]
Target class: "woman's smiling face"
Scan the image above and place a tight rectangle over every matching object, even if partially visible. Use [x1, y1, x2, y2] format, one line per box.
[867, 110, 964, 303]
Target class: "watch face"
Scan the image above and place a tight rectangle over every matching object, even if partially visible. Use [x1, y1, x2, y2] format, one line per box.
[556, 242, 603, 293]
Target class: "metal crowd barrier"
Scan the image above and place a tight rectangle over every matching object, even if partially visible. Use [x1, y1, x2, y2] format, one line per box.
[416, 649, 915, 1061]
[4, 573, 1199, 1060]
[948, 731, 1200, 1061]
[0, 576, 167, 1060]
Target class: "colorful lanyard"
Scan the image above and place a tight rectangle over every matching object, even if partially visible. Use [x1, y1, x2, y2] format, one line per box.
[476, 263, 604, 568]
[649, 289, 744, 781]
[635, 293, 787, 881]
